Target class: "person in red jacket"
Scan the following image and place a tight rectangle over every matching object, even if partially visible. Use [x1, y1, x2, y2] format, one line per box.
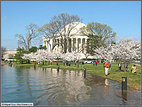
[104, 61, 110, 76]
[95, 61, 98, 66]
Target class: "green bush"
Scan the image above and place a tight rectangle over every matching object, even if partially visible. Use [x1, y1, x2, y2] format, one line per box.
[29, 46, 37, 53]
[18, 59, 30, 64]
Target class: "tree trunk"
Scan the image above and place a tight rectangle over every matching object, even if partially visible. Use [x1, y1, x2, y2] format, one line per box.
[78, 61, 80, 68]
[124, 63, 126, 72]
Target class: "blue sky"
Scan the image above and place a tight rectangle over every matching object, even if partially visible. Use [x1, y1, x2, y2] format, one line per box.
[1, 1, 141, 50]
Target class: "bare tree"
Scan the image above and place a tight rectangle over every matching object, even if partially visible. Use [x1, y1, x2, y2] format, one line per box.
[15, 23, 38, 50]
[38, 21, 60, 52]
[1, 46, 6, 58]
[38, 13, 82, 53]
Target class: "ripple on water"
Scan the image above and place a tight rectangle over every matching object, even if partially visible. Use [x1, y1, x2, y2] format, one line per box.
[45, 85, 61, 91]
[75, 93, 91, 103]
[35, 90, 64, 105]
[74, 86, 92, 103]
[34, 81, 64, 105]
[79, 86, 92, 92]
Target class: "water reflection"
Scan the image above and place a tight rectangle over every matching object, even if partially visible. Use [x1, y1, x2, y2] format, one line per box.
[14, 66, 33, 101]
[105, 79, 109, 87]
[1, 65, 141, 105]
[122, 90, 127, 101]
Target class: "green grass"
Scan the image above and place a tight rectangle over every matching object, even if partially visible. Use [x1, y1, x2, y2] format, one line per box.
[13, 61, 141, 91]
[84, 63, 141, 91]
[13, 63, 35, 66]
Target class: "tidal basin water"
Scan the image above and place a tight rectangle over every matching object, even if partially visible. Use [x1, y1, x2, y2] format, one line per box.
[1, 65, 141, 106]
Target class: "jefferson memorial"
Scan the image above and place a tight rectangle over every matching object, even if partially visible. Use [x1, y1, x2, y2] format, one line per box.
[42, 22, 89, 53]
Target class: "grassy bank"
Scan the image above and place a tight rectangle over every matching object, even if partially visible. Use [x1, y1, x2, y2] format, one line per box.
[84, 63, 141, 91]
[12, 62, 141, 91]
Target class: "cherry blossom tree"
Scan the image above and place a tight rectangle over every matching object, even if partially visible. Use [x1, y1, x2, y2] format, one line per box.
[93, 40, 141, 70]
[60, 52, 84, 67]
[62, 52, 75, 61]
[112, 40, 141, 63]
[23, 49, 54, 63]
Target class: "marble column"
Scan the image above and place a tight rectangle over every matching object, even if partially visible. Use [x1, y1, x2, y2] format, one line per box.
[62, 38, 65, 52]
[78, 38, 80, 52]
[80, 38, 82, 53]
[71, 38, 74, 52]
[66, 38, 68, 53]
[82, 38, 85, 53]
[85, 39, 87, 53]
[43, 40, 45, 46]
[48, 42, 50, 52]
[76, 38, 78, 52]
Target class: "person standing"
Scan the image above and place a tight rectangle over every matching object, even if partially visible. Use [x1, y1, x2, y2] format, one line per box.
[82, 61, 84, 67]
[132, 65, 136, 73]
[93, 61, 95, 66]
[118, 63, 121, 71]
[104, 61, 110, 76]
[95, 61, 98, 66]
[124, 64, 128, 72]
[63, 61, 65, 65]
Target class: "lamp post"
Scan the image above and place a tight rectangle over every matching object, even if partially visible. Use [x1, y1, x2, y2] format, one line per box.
[84, 68, 86, 78]
[57, 66, 60, 72]
[122, 77, 127, 90]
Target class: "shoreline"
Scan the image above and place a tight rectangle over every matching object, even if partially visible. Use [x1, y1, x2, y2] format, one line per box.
[1, 62, 9, 65]
[6, 63, 142, 91]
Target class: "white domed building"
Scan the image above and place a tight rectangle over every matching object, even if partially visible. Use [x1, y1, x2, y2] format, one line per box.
[42, 22, 90, 53]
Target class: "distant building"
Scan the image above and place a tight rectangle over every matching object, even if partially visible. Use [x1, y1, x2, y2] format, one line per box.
[5, 50, 17, 55]
[3, 50, 17, 59]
